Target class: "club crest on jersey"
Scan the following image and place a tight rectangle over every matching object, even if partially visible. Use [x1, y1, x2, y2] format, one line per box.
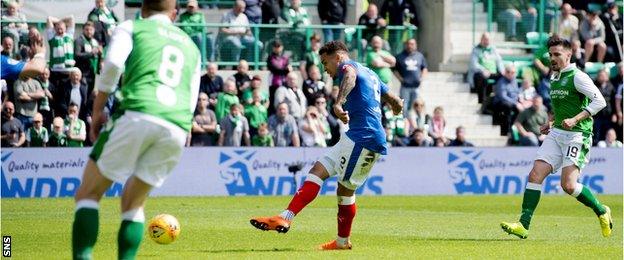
[560, 78, 568, 85]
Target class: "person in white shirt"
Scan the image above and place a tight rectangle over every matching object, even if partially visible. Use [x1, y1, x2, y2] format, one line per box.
[218, 0, 263, 62]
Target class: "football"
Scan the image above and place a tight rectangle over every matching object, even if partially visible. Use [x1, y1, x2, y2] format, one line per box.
[147, 214, 181, 244]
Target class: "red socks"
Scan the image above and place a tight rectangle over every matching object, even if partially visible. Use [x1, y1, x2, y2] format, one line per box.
[286, 175, 323, 215]
[337, 196, 356, 238]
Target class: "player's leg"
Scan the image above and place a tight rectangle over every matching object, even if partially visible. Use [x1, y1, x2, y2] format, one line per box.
[250, 162, 330, 233]
[116, 121, 186, 258]
[502, 131, 560, 238]
[559, 134, 612, 237]
[117, 176, 152, 260]
[72, 160, 114, 260]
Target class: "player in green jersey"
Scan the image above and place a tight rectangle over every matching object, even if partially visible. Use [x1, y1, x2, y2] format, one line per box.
[71, 1, 201, 259]
[501, 36, 612, 239]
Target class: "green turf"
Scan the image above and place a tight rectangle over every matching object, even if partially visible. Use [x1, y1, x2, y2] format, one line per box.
[1, 195, 622, 259]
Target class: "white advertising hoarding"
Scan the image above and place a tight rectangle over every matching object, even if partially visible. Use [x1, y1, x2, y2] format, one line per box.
[1, 147, 622, 198]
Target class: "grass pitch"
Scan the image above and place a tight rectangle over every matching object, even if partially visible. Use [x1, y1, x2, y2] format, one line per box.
[1, 195, 622, 259]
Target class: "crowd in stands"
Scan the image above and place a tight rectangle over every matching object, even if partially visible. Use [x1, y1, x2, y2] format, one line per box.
[470, 0, 623, 147]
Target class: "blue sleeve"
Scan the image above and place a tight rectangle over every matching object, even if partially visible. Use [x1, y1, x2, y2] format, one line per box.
[1, 55, 25, 81]
[380, 78, 389, 96]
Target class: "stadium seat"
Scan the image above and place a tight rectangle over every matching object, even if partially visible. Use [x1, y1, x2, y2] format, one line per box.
[584, 62, 605, 79]
[604, 62, 617, 78]
[525, 32, 549, 46]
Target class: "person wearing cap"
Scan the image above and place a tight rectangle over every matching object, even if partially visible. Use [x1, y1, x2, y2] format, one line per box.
[580, 9, 607, 63]
[177, 0, 208, 54]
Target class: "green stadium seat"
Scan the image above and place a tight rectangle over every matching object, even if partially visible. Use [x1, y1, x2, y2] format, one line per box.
[584, 62, 605, 79]
[604, 62, 617, 78]
[525, 32, 549, 46]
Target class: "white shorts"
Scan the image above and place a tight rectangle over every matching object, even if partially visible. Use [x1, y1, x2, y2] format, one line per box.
[536, 128, 592, 172]
[318, 134, 380, 190]
[90, 111, 187, 187]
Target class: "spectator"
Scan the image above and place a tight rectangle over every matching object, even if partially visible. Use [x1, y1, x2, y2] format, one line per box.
[300, 33, 324, 81]
[231, 60, 253, 100]
[25, 113, 48, 147]
[407, 128, 431, 147]
[448, 126, 474, 147]
[514, 95, 548, 146]
[64, 103, 86, 147]
[601, 1, 623, 62]
[177, 0, 207, 52]
[429, 106, 446, 142]
[1, 36, 16, 58]
[313, 95, 339, 146]
[244, 0, 262, 24]
[557, 3, 579, 42]
[37, 67, 55, 128]
[493, 64, 521, 135]
[611, 62, 623, 87]
[267, 40, 291, 98]
[593, 69, 615, 145]
[218, 0, 262, 62]
[259, 0, 283, 43]
[191, 93, 218, 146]
[380, 0, 419, 53]
[87, 0, 119, 47]
[493, 0, 536, 41]
[407, 98, 431, 134]
[383, 104, 408, 146]
[48, 116, 67, 147]
[13, 75, 44, 129]
[358, 3, 386, 46]
[46, 15, 75, 88]
[215, 79, 240, 122]
[218, 104, 251, 146]
[282, 0, 310, 60]
[530, 44, 551, 105]
[57, 68, 88, 121]
[394, 38, 428, 117]
[1, 1, 27, 56]
[433, 137, 447, 147]
[299, 106, 328, 147]
[615, 83, 623, 141]
[274, 72, 307, 120]
[244, 89, 269, 137]
[252, 122, 274, 146]
[199, 62, 224, 104]
[242, 75, 269, 108]
[74, 21, 102, 91]
[317, 0, 346, 42]
[366, 35, 396, 86]
[268, 102, 300, 147]
[580, 10, 607, 63]
[597, 128, 623, 147]
[518, 79, 537, 110]
[469, 33, 504, 103]
[302, 65, 327, 104]
[1, 101, 25, 147]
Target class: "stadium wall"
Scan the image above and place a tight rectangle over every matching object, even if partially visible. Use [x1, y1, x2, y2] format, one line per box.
[1, 148, 622, 198]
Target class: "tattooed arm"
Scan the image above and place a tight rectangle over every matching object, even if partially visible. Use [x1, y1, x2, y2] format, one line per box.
[332, 65, 357, 123]
[382, 91, 403, 116]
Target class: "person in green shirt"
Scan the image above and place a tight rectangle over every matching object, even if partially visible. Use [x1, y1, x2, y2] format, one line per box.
[244, 89, 268, 137]
[251, 122, 274, 146]
[177, 0, 206, 51]
[366, 35, 395, 85]
[216, 79, 240, 121]
[281, 0, 310, 60]
[64, 103, 86, 147]
[48, 116, 67, 147]
[242, 75, 269, 107]
[300, 33, 325, 81]
[26, 113, 48, 147]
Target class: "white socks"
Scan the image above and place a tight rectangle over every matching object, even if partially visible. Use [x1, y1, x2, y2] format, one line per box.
[121, 207, 145, 222]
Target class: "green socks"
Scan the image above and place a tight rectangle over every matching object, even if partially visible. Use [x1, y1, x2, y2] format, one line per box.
[72, 201, 100, 260]
[519, 182, 542, 230]
[118, 220, 145, 260]
[572, 183, 606, 216]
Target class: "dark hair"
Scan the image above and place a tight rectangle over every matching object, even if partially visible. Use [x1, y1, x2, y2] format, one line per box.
[413, 128, 424, 135]
[319, 41, 349, 56]
[68, 102, 79, 109]
[272, 40, 283, 48]
[546, 36, 571, 50]
[84, 21, 95, 28]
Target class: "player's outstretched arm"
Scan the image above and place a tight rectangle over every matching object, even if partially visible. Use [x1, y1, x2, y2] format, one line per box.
[382, 91, 403, 116]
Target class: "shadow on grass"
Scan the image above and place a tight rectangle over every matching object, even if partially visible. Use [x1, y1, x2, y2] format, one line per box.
[189, 248, 302, 254]
[409, 237, 526, 242]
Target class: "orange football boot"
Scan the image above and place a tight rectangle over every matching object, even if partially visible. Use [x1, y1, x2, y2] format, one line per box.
[249, 215, 291, 233]
[318, 240, 352, 250]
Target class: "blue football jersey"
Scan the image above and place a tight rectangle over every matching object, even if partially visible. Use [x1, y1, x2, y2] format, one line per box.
[1, 55, 25, 81]
[336, 60, 389, 155]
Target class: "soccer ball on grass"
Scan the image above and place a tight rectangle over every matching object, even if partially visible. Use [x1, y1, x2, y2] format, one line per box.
[147, 214, 180, 244]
